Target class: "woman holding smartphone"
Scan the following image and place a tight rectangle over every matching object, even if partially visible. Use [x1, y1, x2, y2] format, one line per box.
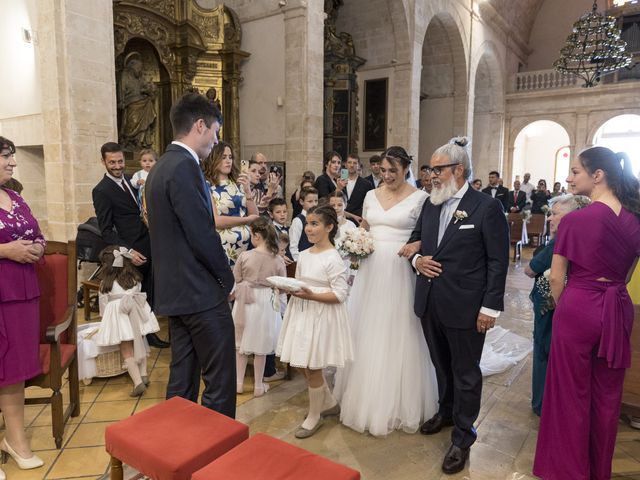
[314, 151, 347, 199]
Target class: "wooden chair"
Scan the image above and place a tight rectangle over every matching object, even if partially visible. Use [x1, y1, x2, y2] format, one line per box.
[528, 213, 547, 247]
[508, 217, 524, 262]
[26, 240, 80, 448]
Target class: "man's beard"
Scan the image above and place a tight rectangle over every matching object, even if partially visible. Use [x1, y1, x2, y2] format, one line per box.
[430, 176, 459, 205]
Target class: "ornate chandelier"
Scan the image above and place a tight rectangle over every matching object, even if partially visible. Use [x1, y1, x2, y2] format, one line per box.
[554, 0, 632, 87]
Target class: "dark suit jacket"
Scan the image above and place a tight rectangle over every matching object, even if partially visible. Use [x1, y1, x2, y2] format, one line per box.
[365, 174, 381, 188]
[507, 190, 527, 213]
[92, 174, 150, 258]
[409, 187, 509, 328]
[482, 185, 509, 212]
[314, 173, 338, 199]
[345, 177, 374, 218]
[144, 144, 234, 316]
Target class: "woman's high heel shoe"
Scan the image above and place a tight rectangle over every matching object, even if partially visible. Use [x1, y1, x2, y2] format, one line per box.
[0, 438, 44, 469]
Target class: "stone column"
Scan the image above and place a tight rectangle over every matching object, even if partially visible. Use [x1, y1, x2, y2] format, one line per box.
[282, 0, 324, 203]
[38, 0, 117, 240]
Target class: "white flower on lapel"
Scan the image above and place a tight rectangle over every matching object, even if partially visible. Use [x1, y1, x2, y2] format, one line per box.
[453, 210, 468, 224]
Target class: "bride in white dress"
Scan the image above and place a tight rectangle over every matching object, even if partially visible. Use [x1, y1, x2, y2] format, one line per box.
[334, 147, 438, 437]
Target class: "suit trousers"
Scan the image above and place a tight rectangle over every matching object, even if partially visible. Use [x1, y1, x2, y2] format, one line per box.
[421, 300, 485, 449]
[166, 304, 236, 418]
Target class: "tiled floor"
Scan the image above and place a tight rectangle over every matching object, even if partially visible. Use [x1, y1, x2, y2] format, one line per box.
[3, 248, 640, 479]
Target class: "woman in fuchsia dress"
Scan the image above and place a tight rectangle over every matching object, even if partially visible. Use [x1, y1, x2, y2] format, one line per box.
[534, 146, 640, 480]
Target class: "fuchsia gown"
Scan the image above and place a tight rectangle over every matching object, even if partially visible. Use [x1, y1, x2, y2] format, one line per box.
[0, 187, 46, 387]
[533, 202, 640, 480]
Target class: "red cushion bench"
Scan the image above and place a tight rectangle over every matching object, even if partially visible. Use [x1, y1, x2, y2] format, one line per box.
[191, 433, 360, 479]
[105, 396, 249, 480]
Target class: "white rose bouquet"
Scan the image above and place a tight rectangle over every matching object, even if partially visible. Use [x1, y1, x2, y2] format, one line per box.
[337, 227, 375, 270]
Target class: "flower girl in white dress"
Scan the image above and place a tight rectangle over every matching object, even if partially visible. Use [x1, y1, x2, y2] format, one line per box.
[277, 206, 354, 439]
[95, 246, 160, 397]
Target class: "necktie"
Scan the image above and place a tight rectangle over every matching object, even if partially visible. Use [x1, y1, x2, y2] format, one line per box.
[514, 191, 518, 202]
[437, 199, 454, 246]
[121, 180, 141, 210]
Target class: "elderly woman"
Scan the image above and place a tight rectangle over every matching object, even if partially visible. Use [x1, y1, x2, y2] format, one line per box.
[533, 147, 640, 480]
[203, 141, 259, 266]
[524, 194, 589, 416]
[0, 137, 46, 476]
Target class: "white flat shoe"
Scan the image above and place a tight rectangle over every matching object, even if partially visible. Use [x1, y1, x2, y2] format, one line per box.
[0, 438, 44, 469]
[0, 466, 5, 480]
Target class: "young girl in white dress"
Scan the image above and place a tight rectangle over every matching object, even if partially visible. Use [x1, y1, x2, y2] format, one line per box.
[96, 246, 160, 397]
[277, 206, 354, 439]
[232, 218, 287, 397]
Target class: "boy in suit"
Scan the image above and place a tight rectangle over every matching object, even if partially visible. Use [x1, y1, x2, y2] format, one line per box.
[289, 187, 318, 261]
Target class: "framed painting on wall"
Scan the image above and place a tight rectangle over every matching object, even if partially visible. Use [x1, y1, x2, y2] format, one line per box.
[363, 78, 388, 151]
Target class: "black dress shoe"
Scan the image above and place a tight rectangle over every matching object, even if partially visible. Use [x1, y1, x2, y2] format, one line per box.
[146, 333, 170, 349]
[442, 444, 470, 475]
[420, 413, 454, 435]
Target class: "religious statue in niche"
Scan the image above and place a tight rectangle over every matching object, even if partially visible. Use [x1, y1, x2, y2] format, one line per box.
[206, 87, 222, 113]
[118, 52, 157, 150]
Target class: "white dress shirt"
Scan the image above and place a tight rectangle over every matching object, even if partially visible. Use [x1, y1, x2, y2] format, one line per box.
[106, 173, 140, 208]
[289, 210, 306, 261]
[172, 140, 200, 165]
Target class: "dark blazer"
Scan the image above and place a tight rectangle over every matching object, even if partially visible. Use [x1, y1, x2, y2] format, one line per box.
[345, 176, 374, 218]
[507, 190, 527, 213]
[144, 144, 234, 316]
[364, 174, 381, 188]
[92, 174, 150, 258]
[482, 185, 509, 212]
[314, 173, 338, 198]
[409, 187, 509, 329]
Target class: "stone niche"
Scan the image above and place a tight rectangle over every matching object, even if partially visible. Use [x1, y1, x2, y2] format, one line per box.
[113, 0, 249, 160]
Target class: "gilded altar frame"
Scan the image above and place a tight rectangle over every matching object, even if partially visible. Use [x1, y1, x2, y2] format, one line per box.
[113, 0, 249, 156]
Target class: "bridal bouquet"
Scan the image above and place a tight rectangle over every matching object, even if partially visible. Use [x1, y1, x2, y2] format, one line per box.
[338, 227, 375, 270]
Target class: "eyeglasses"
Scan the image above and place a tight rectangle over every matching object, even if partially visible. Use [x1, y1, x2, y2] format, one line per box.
[424, 163, 460, 176]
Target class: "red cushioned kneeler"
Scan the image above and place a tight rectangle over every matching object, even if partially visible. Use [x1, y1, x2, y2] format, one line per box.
[191, 433, 360, 480]
[105, 397, 249, 480]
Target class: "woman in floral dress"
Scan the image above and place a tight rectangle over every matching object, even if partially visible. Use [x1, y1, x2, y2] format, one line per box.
[203, 141, 259, 265]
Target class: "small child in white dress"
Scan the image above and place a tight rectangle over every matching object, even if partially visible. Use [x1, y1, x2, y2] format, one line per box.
[232, 218, 287, 397]
[130, 149, 157, 206]
[95, 246, 160, 397]
[276, 205, 354, 439]
[329, 191, 358, 280]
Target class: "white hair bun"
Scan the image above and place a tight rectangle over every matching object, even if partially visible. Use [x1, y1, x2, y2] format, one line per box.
[450, 136, 469, 148]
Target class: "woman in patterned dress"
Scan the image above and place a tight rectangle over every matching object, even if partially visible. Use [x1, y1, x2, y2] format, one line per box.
[203, 141, 259, 265]
[0, 136, 46, 474]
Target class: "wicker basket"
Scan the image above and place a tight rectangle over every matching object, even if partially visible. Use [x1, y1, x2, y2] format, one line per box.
[94, 349, 126, 378]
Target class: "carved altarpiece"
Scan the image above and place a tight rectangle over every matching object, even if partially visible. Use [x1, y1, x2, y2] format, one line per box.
[324, 0, 365, 158]
[113, 0, 249, 160]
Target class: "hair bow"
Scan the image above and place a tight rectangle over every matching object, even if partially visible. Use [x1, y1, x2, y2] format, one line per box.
[112, 247, 133, 268]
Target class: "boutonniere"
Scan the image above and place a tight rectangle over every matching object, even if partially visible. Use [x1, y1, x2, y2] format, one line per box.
[453, 210, 468, 224]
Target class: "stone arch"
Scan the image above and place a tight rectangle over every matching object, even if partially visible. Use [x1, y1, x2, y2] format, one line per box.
[471, 43, 505, 178]
[511, 120, 571, 187]
[587, 108, 640, 146]
[417, 10, 469, 165]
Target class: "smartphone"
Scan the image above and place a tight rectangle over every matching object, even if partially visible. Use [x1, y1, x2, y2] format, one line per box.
[240, 160, 249, 175]
[340, 168, 349, 180]
[270, 165, 282, 176]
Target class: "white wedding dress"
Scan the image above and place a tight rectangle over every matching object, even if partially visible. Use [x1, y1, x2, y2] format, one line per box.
[334, 189, 438, 436]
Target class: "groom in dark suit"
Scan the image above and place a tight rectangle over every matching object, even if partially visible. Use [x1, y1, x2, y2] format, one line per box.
[145, 93, 236, 417]
[407, 139, 509, 474]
